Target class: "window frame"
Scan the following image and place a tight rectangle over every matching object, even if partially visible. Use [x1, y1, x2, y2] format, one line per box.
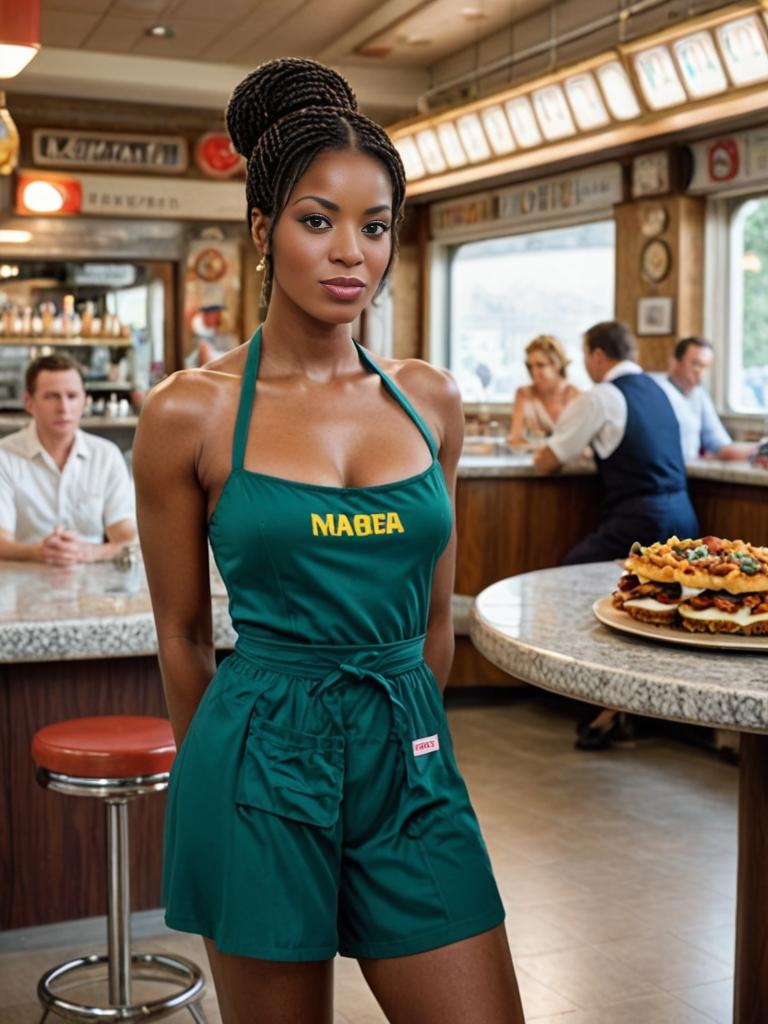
[705, 189, 768, 428]
[432, 209, 617, 407]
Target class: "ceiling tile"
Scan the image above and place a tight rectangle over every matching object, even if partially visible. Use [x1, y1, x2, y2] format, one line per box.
[41, 10, 104, 47]
[200, 0, 306, 63]
[131, 18, 226, 59]
[168, 0, 256, 19]
[42, 0, 112, 11]
[112, 0, 172, 15]
[235, 0, 382, 59]
[81, 14, 148, 51]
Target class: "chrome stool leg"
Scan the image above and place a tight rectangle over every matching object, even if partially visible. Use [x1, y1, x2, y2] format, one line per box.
[34, 768, 207, 1022]
[106, 798, 131, 1007]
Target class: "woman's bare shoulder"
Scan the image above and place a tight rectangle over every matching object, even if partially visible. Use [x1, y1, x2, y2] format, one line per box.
[140, 348, 247, 428]
[378, 354, 461, 414]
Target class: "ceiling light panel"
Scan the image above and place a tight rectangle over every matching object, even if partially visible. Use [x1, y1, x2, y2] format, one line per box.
[394, 137, 426, 180]
[456, 113, 491, 162]
[504, 96, 542, 148]
[436, 122, 468, 167]
[415, 128, 447, 174]
[564, 72, 610, 130]
[480, 105, 516, 155]
[596, 61, 642, 119]
[717, 15, 768, 86]
[531, 84, 576, 140]
[634, 45, 688, 109]
[673, 31, 728, 98]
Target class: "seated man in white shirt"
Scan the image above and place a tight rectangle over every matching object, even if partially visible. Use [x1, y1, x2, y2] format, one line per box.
[0, 353, 136, 566]
[652, 336, 755, 462]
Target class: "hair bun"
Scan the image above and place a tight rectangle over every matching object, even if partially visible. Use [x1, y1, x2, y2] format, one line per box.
[226, 57, 358, 158]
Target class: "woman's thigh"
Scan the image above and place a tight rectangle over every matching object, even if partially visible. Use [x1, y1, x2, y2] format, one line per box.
[358, 924, 525, 1024]
[204, 938, 334, 1024]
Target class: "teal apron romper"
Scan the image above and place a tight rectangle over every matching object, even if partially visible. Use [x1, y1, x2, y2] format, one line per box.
[162, 327, 505, 961]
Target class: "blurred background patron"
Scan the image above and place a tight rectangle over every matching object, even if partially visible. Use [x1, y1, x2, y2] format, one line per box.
[507, 335, 580, 445]
[0, 355, 136, 566]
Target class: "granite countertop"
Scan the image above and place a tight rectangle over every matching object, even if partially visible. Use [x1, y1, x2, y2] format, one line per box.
[0, 558, 235, 663]
[471, 561, 768, 733]
[458, 445, 768, 487]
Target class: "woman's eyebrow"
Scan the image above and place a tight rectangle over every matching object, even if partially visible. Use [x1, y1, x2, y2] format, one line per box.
[292, 195, 391, 215]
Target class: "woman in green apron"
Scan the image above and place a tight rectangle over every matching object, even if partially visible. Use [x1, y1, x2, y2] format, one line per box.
[134, 57, 525, 1024]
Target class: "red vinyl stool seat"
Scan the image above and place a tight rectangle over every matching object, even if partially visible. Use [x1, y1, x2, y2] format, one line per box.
[32, 715, 176, 778]
[30, 715, 206, 1023]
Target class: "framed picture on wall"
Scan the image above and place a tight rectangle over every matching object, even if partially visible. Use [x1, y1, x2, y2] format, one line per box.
[637, 296, 675, 336]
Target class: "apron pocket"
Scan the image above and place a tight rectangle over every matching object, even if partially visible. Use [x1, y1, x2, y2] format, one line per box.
[235, 716, 344, 829]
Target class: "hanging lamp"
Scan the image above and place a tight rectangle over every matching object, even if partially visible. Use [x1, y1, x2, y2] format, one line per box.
[0, 0, 40, 78]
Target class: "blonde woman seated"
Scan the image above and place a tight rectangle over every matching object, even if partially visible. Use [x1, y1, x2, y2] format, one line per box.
[507, 335, 580, 446]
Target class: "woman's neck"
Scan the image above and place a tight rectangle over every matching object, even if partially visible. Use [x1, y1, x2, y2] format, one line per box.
[260, 289, 358, 381]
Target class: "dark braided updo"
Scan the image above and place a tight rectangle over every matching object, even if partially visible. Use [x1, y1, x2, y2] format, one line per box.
[226, 57, 406, 304]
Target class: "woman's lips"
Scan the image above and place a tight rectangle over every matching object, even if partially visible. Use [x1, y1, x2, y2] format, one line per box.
[320, 279, 365, 301]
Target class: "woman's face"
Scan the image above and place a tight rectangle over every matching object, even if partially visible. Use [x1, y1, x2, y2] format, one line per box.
[262, 148, 394, 324]
[526, 350, 560, 387]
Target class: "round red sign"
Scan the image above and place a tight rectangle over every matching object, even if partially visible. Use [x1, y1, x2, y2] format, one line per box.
[195, 133, 243, 178]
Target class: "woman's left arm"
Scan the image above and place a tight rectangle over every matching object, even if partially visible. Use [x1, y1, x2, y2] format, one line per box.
[422, 370, 465, 692]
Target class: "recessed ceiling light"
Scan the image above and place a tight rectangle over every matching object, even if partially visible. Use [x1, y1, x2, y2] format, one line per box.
[462, 7, 488, 20]
[146, 24, 174, 38]
[405, 34, 432, 46]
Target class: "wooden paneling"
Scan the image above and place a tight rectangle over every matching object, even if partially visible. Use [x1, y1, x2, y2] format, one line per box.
[1, 657, 168, 930]
[455, 474, 601, 595]
[615, 194, 705, 371]
[690, 478, 768, 547]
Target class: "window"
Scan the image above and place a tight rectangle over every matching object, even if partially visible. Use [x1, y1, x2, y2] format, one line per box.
[448, 220, 615, 402]
[729, 195, 768, 413]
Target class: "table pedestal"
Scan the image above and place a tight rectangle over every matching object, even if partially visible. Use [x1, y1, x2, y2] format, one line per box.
[735, 733, 768, 1024]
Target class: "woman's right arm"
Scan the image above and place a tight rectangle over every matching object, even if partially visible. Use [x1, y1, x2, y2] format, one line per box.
[133, 376, 217, 748]
[507, 387, 527, 445]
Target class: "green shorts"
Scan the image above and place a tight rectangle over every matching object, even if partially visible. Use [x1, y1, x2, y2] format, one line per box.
[162, 635, 505, 961]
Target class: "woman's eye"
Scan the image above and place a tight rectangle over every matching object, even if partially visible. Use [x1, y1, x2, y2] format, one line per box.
[301, 214, 331, 231]
[363, 221, 391, 237]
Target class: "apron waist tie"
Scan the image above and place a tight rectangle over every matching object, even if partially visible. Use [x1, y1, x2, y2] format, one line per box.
[233, 633, 430, 796]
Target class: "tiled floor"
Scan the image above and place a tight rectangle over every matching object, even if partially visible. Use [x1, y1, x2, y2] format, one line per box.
[0, 696, 737, 1023]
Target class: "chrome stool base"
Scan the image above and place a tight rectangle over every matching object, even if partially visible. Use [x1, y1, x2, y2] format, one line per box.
[38, 951, 205, 1023]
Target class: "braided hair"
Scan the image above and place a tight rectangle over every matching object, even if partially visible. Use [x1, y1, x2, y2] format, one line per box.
[226, 58, 406, 305]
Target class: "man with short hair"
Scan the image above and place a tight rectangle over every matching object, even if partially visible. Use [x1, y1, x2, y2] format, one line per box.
[652, 336, 755, 462]
[0, 354, 136, 566]
[536, 321, 699, 749]
[535, 320, 699, 565]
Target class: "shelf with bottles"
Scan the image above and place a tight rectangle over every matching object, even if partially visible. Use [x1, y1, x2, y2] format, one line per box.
[0, 295, 133, 346]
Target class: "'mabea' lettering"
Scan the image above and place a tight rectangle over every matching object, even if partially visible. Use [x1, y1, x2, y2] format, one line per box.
[311, 512, 405, 538]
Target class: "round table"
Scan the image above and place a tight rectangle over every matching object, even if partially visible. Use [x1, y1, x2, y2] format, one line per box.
[471, 561, 768, 1024]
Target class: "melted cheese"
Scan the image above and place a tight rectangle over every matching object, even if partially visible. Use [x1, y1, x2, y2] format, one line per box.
[679, 605, 768, 626]
[680, 585, 705, 599]
[623, 598, 678, 613]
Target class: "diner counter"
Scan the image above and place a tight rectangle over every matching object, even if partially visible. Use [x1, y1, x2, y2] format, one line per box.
[458, 448, 768, 487]
[0, 558, 235, 663]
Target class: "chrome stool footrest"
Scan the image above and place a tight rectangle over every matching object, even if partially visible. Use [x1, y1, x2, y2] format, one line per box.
[38, 951, 206, 1023]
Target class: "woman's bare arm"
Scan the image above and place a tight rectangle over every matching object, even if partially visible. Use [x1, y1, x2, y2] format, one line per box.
[133, 374, 217, 748]
[507, 387, 527, 445]
[421, 369, 464, 691]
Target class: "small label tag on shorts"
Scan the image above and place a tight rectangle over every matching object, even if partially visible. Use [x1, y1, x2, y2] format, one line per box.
[412, 735, 439, 756]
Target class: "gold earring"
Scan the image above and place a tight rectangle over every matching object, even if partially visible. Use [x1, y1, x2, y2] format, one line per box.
[256, 253, 266, 273]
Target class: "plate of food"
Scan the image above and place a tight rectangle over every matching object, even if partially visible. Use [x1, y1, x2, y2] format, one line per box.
[592, 535, 768, 650]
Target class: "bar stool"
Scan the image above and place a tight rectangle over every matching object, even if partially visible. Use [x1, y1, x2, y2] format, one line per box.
[31, 715, 206, 1023]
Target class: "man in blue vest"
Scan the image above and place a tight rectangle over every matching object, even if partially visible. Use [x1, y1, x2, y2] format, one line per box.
[535, 320, 699, 749]
[535, 319, 698, 563]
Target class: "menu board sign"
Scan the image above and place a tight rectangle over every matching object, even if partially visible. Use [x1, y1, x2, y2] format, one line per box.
[33, 129, 188, 174]
[687, 126, 768, 192]
[430, 163, 623, 239]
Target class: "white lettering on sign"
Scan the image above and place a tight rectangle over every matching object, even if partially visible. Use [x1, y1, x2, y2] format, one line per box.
[430, 163, 623, 239]
[33, 130, 188, 174]
[412, 735, 440, 756]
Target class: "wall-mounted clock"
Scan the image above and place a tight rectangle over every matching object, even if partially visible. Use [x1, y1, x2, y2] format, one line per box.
[641, 238, 671, 283]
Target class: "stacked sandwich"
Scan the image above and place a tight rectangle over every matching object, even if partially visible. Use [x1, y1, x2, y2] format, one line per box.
[612, 536, 768, 635]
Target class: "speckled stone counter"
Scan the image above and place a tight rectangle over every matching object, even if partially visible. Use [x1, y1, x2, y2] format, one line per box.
[458, 449, 768, 488]
[472, 562, 768, 1022]
[0, 558, 235, 663]
[471, 561, 768, 733]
